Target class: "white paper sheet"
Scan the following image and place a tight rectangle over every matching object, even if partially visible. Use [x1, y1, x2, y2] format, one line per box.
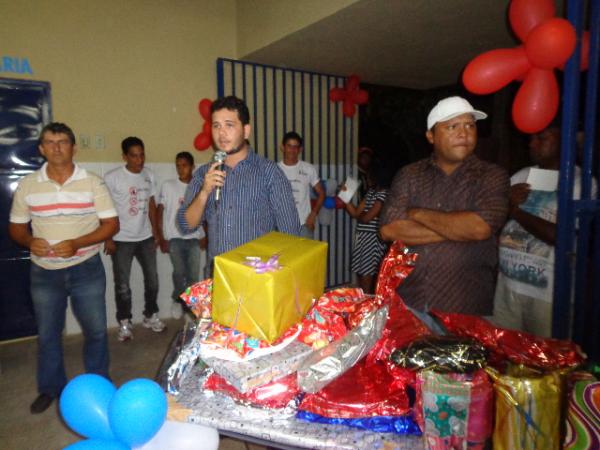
[337, 176, 359, 203]
[526, 168, 559, 191]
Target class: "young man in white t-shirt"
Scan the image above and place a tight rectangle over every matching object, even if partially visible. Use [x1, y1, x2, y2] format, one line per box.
[104, 137, 165, 341]
[277, 131, 325, 239]
[157, 151, 206, 319]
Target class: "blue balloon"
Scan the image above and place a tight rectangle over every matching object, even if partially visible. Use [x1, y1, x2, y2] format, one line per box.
[108, 379, 167, 447]
[60, 374, 116, 440]
[63, 439, 129, 450]
[324, 196, 336, 209]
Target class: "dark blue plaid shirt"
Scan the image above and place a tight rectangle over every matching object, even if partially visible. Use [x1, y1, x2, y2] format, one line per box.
[178, 149, 300, 265]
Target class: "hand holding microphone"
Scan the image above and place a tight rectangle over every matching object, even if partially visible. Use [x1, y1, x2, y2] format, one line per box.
[211, 150, 227, 202]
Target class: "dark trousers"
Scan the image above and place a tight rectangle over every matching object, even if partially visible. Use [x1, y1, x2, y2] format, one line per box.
[111, 237, 159, 322]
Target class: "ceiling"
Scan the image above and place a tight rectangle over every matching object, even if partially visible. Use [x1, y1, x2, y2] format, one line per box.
[242, 0, 523, 90]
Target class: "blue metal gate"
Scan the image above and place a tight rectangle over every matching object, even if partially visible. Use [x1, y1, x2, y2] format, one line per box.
[216, 58, 357, 287]
[555, 0, 600, 362]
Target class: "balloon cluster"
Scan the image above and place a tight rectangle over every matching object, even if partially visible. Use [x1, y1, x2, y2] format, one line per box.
[194, 98, 213, 151]
[60, 375, 167, 450]
[463, 0, 590, 133]
[329, 75, 369, 117]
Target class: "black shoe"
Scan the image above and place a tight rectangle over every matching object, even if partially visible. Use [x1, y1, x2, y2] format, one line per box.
[30, 393, 55, 414]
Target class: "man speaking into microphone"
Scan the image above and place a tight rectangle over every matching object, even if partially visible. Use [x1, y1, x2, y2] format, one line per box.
[177, 96, 300, 273]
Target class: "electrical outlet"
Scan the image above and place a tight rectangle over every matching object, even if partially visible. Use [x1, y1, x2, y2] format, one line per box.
[79, 134, 90, 149]
[95, 134, 105, 150]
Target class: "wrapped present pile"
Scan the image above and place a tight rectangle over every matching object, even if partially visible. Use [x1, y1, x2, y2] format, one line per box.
[171, 233, 596, 449]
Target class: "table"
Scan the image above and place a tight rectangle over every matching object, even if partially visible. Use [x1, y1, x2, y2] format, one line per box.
[157, 331, 425, 450]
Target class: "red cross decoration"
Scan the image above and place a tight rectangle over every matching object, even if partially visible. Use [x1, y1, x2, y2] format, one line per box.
[329, 75, 369, 118]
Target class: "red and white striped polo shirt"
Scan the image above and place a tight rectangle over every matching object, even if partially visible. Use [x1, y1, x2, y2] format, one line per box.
[10, 163, 117, 270]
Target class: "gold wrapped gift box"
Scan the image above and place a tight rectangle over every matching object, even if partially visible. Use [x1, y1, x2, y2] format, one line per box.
[212, 232, 328, 343]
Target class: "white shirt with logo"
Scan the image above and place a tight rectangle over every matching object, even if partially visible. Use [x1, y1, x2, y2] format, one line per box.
[104, 166, 156, 242]
[277, 160, 320, 224]
[158, 179, 203, 240]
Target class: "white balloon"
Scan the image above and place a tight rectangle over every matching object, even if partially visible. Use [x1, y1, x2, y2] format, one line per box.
[318, 207, 334, 226]
[323, 179, 338, 197]
[135, 420, 219, 450]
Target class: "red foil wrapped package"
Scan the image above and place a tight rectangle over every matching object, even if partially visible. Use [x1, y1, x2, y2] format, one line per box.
[299, 360, 411, 418]
[430, 311, 585, 370]
[297, 305, 348, 349]
[316, 287, 367, 313]
[203, 372, 300, 409]
[374, 241, 418, 303]
[180, 278, 212, 319]
[366, 242, 430, 366]
[296, 286, 380, 349]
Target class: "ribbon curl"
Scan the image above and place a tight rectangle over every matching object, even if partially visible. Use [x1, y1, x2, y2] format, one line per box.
[244, 254, 282, 274]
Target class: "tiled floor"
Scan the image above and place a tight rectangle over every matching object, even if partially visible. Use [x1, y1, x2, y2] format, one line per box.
[0, 319, 266, 450]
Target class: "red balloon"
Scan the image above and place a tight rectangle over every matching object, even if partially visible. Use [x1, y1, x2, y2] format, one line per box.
[346, 75, 360, 91]
[463, 47, 531, 94]
[342, 100, 356, 117]
[509, 0, 556, 43]
[202, 120, 211, 134]
[334, 196, 345, 209]
[198, 98, 212, 121]
[194, 131, 212, 151]
[525, 18, 577, 69]
[512, 68, 559, 133]
[351, 90, 369, 105]
[329, 87, 346, 102]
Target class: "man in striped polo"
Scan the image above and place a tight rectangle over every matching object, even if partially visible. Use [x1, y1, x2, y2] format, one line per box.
[9, 122, 119, 414]
[178, 96, 300, 273]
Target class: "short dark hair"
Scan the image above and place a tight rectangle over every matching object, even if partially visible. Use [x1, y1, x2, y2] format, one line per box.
[282, 131, 303, 147]
[176, 151, 194, 165]
[211, 96, 250, 125]
[121, 136, 144, 154]
[39, 122, 75, 145]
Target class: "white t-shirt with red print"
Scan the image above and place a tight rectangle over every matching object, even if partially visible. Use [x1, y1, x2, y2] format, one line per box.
[104, 166, 156, 242]
[158, 179, 203, 240]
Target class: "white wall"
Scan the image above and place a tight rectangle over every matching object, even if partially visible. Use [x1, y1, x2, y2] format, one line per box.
[64, 162, 207, 334]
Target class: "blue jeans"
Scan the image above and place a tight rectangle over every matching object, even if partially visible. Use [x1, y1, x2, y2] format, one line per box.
[30, 254, 109, 396]
[168, 238, 201, 301]
[111, 237, 159, 321]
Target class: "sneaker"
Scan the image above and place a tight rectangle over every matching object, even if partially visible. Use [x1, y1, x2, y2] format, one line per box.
[142, 313, 165, 332]
[118, 319, 133, 341]
[170, 302, 183, 319]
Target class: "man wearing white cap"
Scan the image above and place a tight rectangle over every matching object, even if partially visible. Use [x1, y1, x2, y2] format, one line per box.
[380, 96, 509, 316]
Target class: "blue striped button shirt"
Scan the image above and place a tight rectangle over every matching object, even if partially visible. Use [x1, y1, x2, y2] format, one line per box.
[177, 149, 301, 264]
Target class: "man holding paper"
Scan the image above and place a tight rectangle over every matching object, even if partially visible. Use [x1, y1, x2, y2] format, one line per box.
[493, 125, 596, 337]
[380, 96, 509, 316]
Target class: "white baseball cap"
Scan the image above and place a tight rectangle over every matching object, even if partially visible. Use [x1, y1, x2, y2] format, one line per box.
[427, 96, 487, 130]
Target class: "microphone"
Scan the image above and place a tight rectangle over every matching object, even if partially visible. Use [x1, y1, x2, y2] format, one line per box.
[212, 150, 227, 202]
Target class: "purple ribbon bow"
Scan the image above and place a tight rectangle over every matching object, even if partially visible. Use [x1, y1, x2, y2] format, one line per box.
[244, 254, 281, 274]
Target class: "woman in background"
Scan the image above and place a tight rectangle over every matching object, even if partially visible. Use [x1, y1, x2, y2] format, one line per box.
[342, 158, 393, 294]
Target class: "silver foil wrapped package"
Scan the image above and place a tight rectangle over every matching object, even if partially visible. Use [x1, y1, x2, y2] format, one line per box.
[166, 319, 211, 395]
[297, 306, 388, 393]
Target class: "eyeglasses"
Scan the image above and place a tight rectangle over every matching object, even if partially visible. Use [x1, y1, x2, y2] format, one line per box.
[42, 139, 72, 148]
